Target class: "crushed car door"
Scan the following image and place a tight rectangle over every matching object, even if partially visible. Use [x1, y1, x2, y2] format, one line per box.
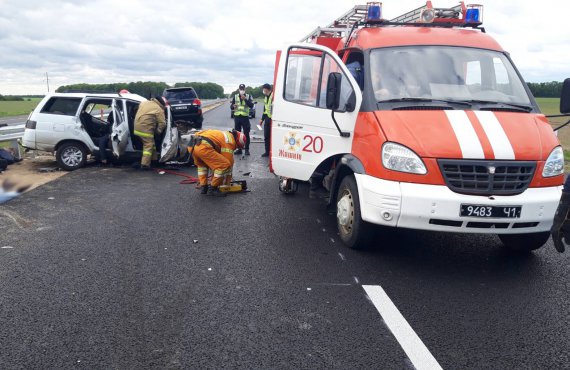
[159, 106, 179, 163]
[111, 99, 129, 157]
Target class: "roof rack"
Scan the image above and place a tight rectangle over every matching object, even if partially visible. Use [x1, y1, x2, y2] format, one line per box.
[300, 4, 368, 43]
[390, 3, 463, 23]
[300, 2, 484, 44]
[59, 90, 120, 94]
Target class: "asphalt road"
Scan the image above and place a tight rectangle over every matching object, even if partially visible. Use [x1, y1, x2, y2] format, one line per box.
[2, 102, 570, 369]
[0, 115, 28, 126]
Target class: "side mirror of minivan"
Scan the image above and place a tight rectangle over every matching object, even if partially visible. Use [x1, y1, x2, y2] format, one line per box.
[560, 78, 570, 114]
[326, 72, 342, 111]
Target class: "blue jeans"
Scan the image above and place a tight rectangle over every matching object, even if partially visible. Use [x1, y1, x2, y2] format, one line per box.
[96, 135, 110, 162]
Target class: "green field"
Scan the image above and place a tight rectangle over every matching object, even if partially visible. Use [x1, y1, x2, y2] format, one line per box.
[0, 98, 42, 117]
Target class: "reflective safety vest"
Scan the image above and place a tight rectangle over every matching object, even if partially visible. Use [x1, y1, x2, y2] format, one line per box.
[264, 92, 272, 119]
[234, 94, 250, 117]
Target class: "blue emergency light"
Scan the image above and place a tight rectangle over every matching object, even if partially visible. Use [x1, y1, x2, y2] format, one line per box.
[366, 2, 382, 21]
[465, 4, 483, 24]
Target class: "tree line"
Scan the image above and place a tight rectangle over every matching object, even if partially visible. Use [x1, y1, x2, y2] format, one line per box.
[527, 81, 563, 98]
[48, 80, 570, 99]
[0, 95, 26, 101]
[56, 81, 227, 99]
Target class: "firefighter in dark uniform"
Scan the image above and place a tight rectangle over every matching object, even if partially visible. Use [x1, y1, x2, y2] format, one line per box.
[260, 83, 272, 157]
[551, 177, 570, 252]
[231, 84, 254, 155]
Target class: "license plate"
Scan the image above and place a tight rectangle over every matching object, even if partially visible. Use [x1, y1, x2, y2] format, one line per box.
[460, 204, 522, 218]
[174, 106, 188, 110]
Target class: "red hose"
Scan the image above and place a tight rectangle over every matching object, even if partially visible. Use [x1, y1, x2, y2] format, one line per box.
[155, 169, 199, 185]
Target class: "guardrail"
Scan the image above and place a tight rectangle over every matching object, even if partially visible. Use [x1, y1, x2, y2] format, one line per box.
[0, 124, 25, 160]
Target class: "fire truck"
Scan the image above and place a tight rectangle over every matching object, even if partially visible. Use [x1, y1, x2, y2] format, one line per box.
[270, 2, 570, 251]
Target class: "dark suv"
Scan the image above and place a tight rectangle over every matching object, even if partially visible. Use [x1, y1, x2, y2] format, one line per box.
[163, 87, 203, 128]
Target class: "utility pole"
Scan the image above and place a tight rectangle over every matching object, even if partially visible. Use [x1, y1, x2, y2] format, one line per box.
[45, 72, 50, 93]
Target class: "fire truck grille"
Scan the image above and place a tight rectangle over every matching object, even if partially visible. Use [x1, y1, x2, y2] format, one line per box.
[438, 160, 536, 196]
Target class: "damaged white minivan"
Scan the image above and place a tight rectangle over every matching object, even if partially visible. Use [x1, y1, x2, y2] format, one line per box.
[21, 92, 192, 170]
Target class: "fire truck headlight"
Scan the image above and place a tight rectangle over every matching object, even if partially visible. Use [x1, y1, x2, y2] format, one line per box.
[543, 146, 564, 178]
[382, 142, 427, 175]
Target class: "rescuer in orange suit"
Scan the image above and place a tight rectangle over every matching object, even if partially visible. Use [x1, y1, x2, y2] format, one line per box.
[191, 129, 246, 197]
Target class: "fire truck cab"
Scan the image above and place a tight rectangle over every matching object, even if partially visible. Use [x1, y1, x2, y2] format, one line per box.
[270, 2, 570, 251]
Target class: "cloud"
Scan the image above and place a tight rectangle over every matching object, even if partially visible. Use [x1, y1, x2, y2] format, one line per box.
[0, 0, 568, 94]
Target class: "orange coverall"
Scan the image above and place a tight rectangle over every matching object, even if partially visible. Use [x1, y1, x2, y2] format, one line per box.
[191, 130, 236, 187]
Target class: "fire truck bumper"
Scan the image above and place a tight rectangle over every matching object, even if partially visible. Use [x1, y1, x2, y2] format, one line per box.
[354, 173, 562, 234]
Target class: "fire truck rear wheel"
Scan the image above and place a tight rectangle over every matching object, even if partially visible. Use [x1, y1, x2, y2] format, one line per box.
[336, 175, 371, 249]
[498, 232, 550, 253]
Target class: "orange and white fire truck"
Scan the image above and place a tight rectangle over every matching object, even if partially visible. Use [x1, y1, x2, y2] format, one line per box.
[270, 2, 570, 251]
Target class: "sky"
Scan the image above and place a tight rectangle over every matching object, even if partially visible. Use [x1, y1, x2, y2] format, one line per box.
[0, 0, 568, 95]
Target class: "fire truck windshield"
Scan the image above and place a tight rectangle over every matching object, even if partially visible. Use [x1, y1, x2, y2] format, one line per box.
[370, 46, 531, 107]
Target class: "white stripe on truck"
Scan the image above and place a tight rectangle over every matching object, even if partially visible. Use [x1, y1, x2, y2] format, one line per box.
[474, 111, 516, 160]
[445, 110, 485, 159]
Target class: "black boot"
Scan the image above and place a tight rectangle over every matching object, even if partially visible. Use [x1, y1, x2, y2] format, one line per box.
[551, 191, 570, 253]
[245, 149, 250, 156]
[200, 185, 209, 195]
[207, 186, 226, 197]
[234, 149, 243, 155]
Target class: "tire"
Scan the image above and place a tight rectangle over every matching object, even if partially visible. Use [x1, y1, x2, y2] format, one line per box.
[498, 232, 550, 253]
[56, 142, 87, 171]
[336, 175, 372, 249]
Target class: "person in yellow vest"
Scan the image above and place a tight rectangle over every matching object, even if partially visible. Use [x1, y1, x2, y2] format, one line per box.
[260, 83, 273, 157]
[133, 96, 167, 170]
[230, 84, 254, 156]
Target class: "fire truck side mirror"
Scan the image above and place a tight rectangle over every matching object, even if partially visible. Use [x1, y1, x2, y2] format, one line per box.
[560, 78, 570, 114]
[326, 72, 342, 111]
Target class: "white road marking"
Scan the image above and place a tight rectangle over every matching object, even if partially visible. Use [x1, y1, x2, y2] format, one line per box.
[363, 285, 443, 370]
[445, 110, 484, 159]
[353, 276, 360, 284]
[1, 246, 14, 249]
[474, 111, 515, 160]
[338, 252, 346, 261]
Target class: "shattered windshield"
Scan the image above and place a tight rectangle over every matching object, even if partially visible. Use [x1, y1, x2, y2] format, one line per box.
[370, 46, 531, 105]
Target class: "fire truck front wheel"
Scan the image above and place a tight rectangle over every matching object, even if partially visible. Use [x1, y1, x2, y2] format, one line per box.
[337, 175, 372, 249]
[498, 232, 550, 253]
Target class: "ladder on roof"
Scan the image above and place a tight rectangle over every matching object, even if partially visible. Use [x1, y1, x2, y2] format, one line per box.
[299, 3, 468, 43]
[390, 3, 463, 23]
[299, 4, 368, 42]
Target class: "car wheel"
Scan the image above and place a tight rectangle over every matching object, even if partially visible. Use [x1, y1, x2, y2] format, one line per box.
[56, 142, 87, 171]
[336, 175, 372, 249]
[498, 232, 550, 253]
